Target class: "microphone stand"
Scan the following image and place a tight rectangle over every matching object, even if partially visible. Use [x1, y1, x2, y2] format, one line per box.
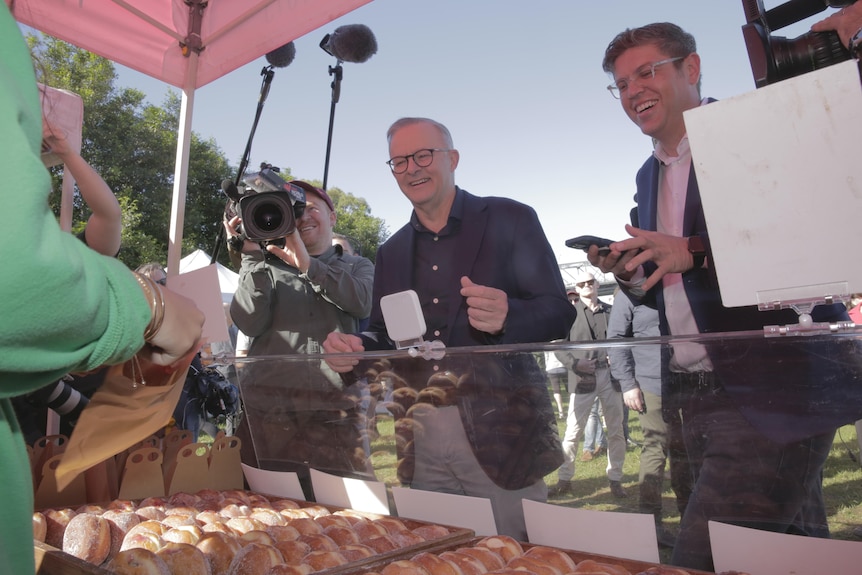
[322, 61, 343, 191]
[211, 65, 276, 265]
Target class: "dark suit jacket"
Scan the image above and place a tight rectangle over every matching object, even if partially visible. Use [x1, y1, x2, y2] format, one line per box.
[360, 188, 574, 489]
[633, 153, 860, 444]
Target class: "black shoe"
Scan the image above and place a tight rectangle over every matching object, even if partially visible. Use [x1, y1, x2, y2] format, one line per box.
[609, 480, 628, 498]
[548, 480, 574, 497]
[655, 525, 676, 548]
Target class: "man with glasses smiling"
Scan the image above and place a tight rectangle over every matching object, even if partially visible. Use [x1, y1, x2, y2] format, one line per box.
[324, 117, 574, 539]
[592, 23, 851, 571]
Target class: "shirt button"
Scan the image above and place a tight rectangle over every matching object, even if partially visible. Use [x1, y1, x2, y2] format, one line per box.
[433, 298, 439, 304]
[434, 330, 441, 337]
[432, 365, 440, 371]
[432, 265, 438, 271]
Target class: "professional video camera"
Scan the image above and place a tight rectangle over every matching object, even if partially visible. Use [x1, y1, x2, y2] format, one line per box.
[743, 0, 856, 87]
[223, 163, 306, 243]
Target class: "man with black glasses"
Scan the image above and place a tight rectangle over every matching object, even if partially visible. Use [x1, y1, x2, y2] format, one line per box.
[324, 117, 574, 539]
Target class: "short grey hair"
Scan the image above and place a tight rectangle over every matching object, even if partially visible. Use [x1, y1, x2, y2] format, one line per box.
[386, 117, 454, 148]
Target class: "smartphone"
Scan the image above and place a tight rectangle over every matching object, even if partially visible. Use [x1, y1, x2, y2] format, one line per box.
[565, 235, 614, 255]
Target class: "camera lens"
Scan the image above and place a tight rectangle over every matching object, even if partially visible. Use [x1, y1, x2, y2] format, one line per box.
[252, 201, 285, 232]
[239, 191, 298, 241]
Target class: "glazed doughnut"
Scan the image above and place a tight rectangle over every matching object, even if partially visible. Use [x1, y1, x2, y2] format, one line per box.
[322, 525, 360, 546]
[106, 547, 172, 575]
[226, 542, 285, 575]
[410, 551, 461, 575]
[381, 559, 432, 575]
[266, 524, 301, 542]
[32, 512, 47, 543]
[197, 531, 242, 575]
[298, 533, 338, 551]
[272, 539, 311, 565]
[339, 543, 377, 561]
[162, 524, 203, 545]
[574, 559, 632, 575]
[157, 542, 211, 575]
[302, 550, 349, 571]
[457, 547, 507, 571]
[439, 550, 487, 575]
[62, 513, 111, 565]
[411, 524, 450, 541]
[241, 530, 276, 547]
[475, 535, 524, 562]
[44, 507, 77, 548]
[523, 546, 577, 573]
[507, 555, 564, 575]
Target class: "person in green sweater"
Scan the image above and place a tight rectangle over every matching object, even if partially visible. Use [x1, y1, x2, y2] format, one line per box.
[0, 4, 205, 572]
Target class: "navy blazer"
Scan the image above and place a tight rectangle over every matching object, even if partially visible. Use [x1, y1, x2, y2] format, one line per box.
[358, 188, 573, 489]
[633, 152, 860, 444]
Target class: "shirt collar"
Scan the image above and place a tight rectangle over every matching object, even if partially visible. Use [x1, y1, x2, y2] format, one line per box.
[652, 97, 708, 165]
[409, 186, 464, 234]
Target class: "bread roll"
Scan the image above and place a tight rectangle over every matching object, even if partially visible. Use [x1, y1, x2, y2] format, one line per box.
[439, 550, 488, 575]
[44, 507, 76, 548]
[457, 547, 507, 571]
[106, 548, 172, 575]
[391, 530, 426, 548]
[121, 531, 164, 553]
[251, 509, 286, 526]
[241, 530, 276, 547]
[298, 533, 338, 551]
[313, 514, 351, 529]
[365, 533, 399, 553]
[374, 517, 408, 534]
[157, 542, 211, 575]
[197, 531, 242, 575]
[475, 535, 524, 562]
[523, 546, 577, 573]
[302, 550, 349, 571]
[62, 513, 111, 565]
[411, 524, 450, 541]
[339, 543, 377, 562]
[353, 519, 389, 541]
[322, 525, 360, 546]
[287, 517, 323, 535]
[266, 524, 301, 542]
[507, 556, 563, 575]
[410, 551, 461, 575]
[102, 510, 142, 560]
[227, 542, 284, 575]
[381, 559, 432, 575]
[272, 540, 310, 565]
[162, 524, 203, 545]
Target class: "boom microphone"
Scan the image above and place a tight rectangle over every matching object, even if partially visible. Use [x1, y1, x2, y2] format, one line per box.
[320, 24, 378, 63]
[221, 179, 241, 202]
[265, 41, 296, 68]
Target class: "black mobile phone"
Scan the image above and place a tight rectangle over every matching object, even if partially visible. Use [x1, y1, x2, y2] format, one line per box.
[565, 235, 614, 254]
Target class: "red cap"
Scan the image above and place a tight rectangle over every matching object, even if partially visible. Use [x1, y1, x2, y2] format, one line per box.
[289, 180, 335, 213]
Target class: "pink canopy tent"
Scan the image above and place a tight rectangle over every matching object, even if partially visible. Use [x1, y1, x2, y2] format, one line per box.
[13, 0, 373, 274]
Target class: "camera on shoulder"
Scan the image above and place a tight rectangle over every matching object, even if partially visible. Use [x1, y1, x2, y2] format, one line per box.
[223, 162, 306, 242]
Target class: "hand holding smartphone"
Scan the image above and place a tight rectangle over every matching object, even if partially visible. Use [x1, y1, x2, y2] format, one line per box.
[565, 235, 615, 255]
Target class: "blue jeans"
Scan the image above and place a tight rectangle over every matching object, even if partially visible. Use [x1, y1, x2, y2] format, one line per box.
[583, 397, 606, 452]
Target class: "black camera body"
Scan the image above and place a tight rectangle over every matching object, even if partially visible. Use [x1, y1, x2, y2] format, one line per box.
[224, 164, 306, 242]
[742, 0, 855, 87]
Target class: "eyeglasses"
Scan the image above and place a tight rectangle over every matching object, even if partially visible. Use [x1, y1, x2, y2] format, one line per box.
[575, 279, 595, 288]
[607, 56, 685, 99]
[386, 148, 450, 174]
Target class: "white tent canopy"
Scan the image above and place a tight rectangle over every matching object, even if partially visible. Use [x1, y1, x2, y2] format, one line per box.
[13, 0, 372, 274]
[180, 249, 238, 304]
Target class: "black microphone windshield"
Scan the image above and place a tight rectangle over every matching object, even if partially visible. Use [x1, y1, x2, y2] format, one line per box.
[221, 179, 241, 202]
[265, 42, 296, 68]
[323, 24, 377, 63]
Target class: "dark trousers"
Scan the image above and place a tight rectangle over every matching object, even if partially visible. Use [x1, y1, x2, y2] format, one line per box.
[670, 375, 834, 572]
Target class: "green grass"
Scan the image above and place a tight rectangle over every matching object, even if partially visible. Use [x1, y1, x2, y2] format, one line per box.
[367, 410, 862, 555]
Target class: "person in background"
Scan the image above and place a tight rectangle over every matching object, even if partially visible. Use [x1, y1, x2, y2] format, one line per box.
[226, 180, 375, 486]
[332, 233, 371, 332]
[594, 22, 853, 570]
[550, 271, 627, 499]
[608, 288, 691, 548]
[0, 4, 204, 572]
[544, 350, 567, 419]
[323, 117, 572, 539]
[580, 398, 607, 461]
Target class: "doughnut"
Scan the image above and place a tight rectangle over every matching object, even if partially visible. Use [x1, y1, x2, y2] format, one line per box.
[298, 533, 338, 551]
[381, 560, 432, 575]
[197, 510, 227, 525]
[411, 524, 451, 541]
[162, 524, 203, 545]
[247, 493, 274, 508]
[523, 546, 577, 573]
[120, 531, 164, 553]
[161, 513, 197, 528]
[126, 520, 168, 538]
[220, 503, 254, 519]
[227, 516, 267, 534]
[32, 512, 47, 543]
[251, 509, 286, 526]
[202, 521, 236, 535]
[353, 519, 389, 541]
[241, 530, 276, 547]
[364, 533, 399, 553]
[157, 542, 211, 575]
[265, 564, 314, 575]
[287, 517, 323, 535]
[475, 535, 524, 562]
[272, 540, 311, 565]
[226, 542, 284, 575]
[106, 547, 172, 575]
[62, 513, 111, 565]
[266, 525, 301, 542]
[339, 543, 377, 561]
[108, 499, 137, 512]
[374, 517, 408, 534]
[574, 559, 632, 575]
[411, 551, 461, 575]
[138, 496, 168, 509]
[197, 531, 242, 575]
[135, 506, 167, 522]
[439, 550, 488, 575]
[270, 499, 302, 511]
[314, 515, 351, 529]
[507, 555, 564, 575]
[302, 550, 349, 571]
[75, 504, 106, 515]
[322, 525, 360, 546]
[635, 569, 694, 575]
[102, 510, 142, 559]
[457, 547, 507, 571]
[168, 491, 202, 508]
[298, 505, 331, 518]
[44, 507, 76, 548]
[390, 530, 426, 548]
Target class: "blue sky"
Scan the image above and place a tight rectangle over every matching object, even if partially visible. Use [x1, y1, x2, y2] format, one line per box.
[100, 1, 830, 265]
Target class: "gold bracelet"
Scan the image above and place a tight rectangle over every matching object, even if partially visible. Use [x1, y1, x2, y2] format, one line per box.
[133, 272, 166, 341]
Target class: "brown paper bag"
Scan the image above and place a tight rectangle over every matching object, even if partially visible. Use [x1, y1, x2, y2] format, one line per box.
[55, 355, 191, 490]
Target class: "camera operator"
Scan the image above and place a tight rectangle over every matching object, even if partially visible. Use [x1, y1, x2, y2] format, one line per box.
[225, 180, 376, 488]
[812, 2, 862, 54]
